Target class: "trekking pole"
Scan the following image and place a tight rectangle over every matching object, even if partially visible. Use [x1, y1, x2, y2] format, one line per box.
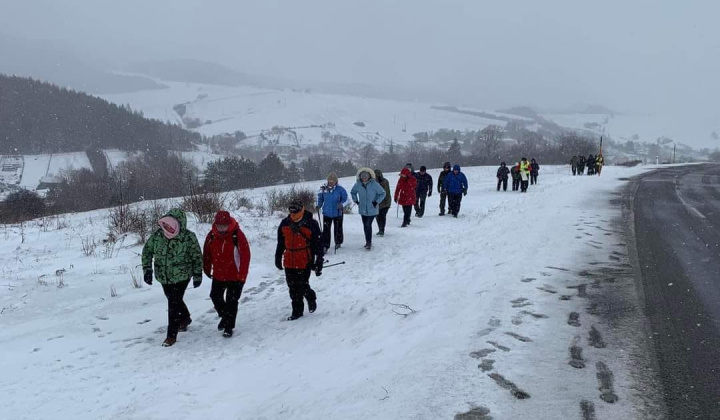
[323, 261, 346, 269]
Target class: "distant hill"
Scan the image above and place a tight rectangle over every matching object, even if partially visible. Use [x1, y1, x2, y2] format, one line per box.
[129, 59, 285, 89]
[0, 33, 164, 94]
[0, 74, 200, 154]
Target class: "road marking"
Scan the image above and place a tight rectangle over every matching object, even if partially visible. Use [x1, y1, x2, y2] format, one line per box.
[674, 177, 707, 219]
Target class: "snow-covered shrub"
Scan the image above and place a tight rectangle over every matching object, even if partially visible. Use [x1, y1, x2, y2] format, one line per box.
[265, 186, 315, 214]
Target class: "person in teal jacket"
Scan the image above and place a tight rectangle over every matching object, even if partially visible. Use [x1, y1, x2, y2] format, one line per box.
[350, 167, 386, 250]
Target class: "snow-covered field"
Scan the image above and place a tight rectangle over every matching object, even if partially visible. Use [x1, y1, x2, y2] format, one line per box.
[0, 165, 662, 419]
[102, 81, 517, 149]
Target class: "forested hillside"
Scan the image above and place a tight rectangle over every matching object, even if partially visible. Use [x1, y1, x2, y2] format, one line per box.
[0, 74, 200, 154]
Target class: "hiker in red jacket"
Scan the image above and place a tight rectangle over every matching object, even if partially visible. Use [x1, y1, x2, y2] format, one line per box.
[203, 211, 251, 338]
[394, 167, 417, 227]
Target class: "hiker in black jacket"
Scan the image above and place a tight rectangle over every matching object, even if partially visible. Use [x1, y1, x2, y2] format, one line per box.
[496, 162, 510, 191]
[510, 162, 521, 191]
[437, 162, 451, 215]
[530, 158, 540, 185]
[414, 166, 433, 218]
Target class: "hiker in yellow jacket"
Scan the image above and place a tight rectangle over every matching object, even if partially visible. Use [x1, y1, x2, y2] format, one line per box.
[519, 158, 531, 192]
[595, 154, 604, 176]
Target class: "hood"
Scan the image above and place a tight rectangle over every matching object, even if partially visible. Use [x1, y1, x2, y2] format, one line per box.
[211, 215, 239, 237]
[356, 167, 376, 180]
[163, 208, 187, 231]
[327, 172, 339, 183]
[374, 169, 384, 180]
[400, 167, 412, 177]
[452, 164, 461, 171]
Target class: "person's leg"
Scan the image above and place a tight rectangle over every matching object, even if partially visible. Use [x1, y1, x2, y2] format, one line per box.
[376, 207, 388, 233]
[162, 280, 190, 339]
[210, 279, 228, 327]
[414, 197, 421, 216]
[285, 269, 305, 319]
[502, 178, 508, 191]
[418, 196, 426, 217]
[456, 194, 463, 215]
[497, 179, 501, 191]
[302, 268, 316, 312]
[223, 282, 244, 331]
[321, 216, 333, 250]
[439, 192, 447, 215]
[334, 215, 344, 246]
[448, 194, 457, 216]
[402, 205, 412, 226]
[361, 215, 374, 245]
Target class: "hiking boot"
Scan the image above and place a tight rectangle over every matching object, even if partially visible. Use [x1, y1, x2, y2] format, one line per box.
[178, 318, 192, 332]
[439, 212, 445, 216]
[364, 243, 372, 250]
[335, 244, 341, 250]
[217, 318, 226, 331]
[401, 223, 408, 228]
[453, 214, 458, 218]
[308, 300, 317, 313]
[162, 336, 177, 347]
[222, 329, 233, 338]
[376, 231, 384, 236]
[287, 314, 303, 321]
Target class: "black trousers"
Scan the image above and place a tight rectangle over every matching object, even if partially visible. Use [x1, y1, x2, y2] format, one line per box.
[321, 215, 343, 249]
[512, 178, 520, 191]
[572, 166, 577, 176]
[210, 280, 244, 330]
[530, 173, 538, 185]
[439, 191, 447, 214]
[448, 193, 463, 216]
[361, 215, 375, 244]
[497, 178, 508, 191]
[285, 268, 316, 317]
[161, 280, 190, 338]
[414, 195, 427, 217]
[521, 180, 529, 192]
[402, 205, 412, 225]
[577, 165, 585, 175]
[376, 207, 389, 233]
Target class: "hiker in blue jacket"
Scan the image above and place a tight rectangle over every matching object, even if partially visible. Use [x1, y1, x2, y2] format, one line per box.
[350, 168, 386, 250]
[317, 172, 348, 253]
[442, 164, 469, 218]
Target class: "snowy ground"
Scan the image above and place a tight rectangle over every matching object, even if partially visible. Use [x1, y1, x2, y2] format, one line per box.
[0, 165, 663, 419]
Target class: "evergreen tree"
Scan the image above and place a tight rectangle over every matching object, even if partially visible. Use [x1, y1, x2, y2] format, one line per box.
[258, 152, 286, 185]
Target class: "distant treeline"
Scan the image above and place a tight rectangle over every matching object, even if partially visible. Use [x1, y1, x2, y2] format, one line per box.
[0, 74, 199, 154]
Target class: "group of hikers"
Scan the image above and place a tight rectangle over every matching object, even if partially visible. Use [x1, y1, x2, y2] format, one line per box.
[570, 154, 604, 176]
[495, 157, 540, 193]
[141, 162, 469, 347]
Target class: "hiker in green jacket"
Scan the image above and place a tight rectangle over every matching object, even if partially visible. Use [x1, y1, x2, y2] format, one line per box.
[142, 209, 203, 347]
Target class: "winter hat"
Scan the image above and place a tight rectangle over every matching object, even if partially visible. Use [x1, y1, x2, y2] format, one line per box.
[443, 162, 451, 169]
[327, 172, 339, 183]
[374, 169, 384, 180]
[288, 199, 303, 213]
[214, 211, 232, 225]
[405, 163, 414, 171]
[453, 164, 461, 171]
[501, 162, 506, 166]
[420, 165, 427, 172]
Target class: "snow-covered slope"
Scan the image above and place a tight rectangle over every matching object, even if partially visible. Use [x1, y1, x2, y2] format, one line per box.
[0, 165, 663, 419]
[102, 81, 517, 150]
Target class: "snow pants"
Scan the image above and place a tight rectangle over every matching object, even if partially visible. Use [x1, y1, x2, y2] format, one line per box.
[376, 206, 390, 233]
[161, 280, 190, 339]
[572, 166, 577, 176]
[530, 173, 538, 185]
[361, 215, 375, 245]
[285, 268, 316, 318]
[414, 195, 427, 217]
[512, 178, 521, 191]
[521, 180, 529, 192]
[448, 193, 463, 216]
[497, 177, 508, 191]
[321, 215, 343, 250]
[439, 191, 448, 214]
[210, 280, 244, 330]
[402, 205, 412, 226]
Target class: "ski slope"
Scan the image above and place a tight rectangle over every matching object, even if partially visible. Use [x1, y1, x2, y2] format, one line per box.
[0, 165, 663, 419]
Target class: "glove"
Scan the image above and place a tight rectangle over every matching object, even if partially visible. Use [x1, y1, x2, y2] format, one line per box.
[275, 255, 283, 270]
[314, 257, 324, 277]
[143, 270, 153, 286]
[372, 201, 378, 207]
[193, 276, 202, 288]
[463, 190, 467, 196]
[428, 192, 432, 197]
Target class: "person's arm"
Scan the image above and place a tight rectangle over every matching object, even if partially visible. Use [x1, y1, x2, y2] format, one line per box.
[428, 175, 433, 196]
[317, 190, 324, 209]
[141, 233, 156, 273]
[202, 233, 213, 278]
[375, 182, 386, 205]
[189, 233, 203, 278]
[350, 184, 360, 204]
[236, 229, 251, 281]
[275, 223, 285, 270]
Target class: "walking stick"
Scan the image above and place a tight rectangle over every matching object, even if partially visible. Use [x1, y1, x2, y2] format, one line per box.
[323, 261, 346, 269]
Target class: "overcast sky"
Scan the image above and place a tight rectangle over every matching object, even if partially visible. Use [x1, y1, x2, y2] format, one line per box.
[1, 0, 718, 114]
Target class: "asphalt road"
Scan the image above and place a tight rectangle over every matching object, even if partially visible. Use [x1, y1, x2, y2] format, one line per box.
[630, 164, 720, 419]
